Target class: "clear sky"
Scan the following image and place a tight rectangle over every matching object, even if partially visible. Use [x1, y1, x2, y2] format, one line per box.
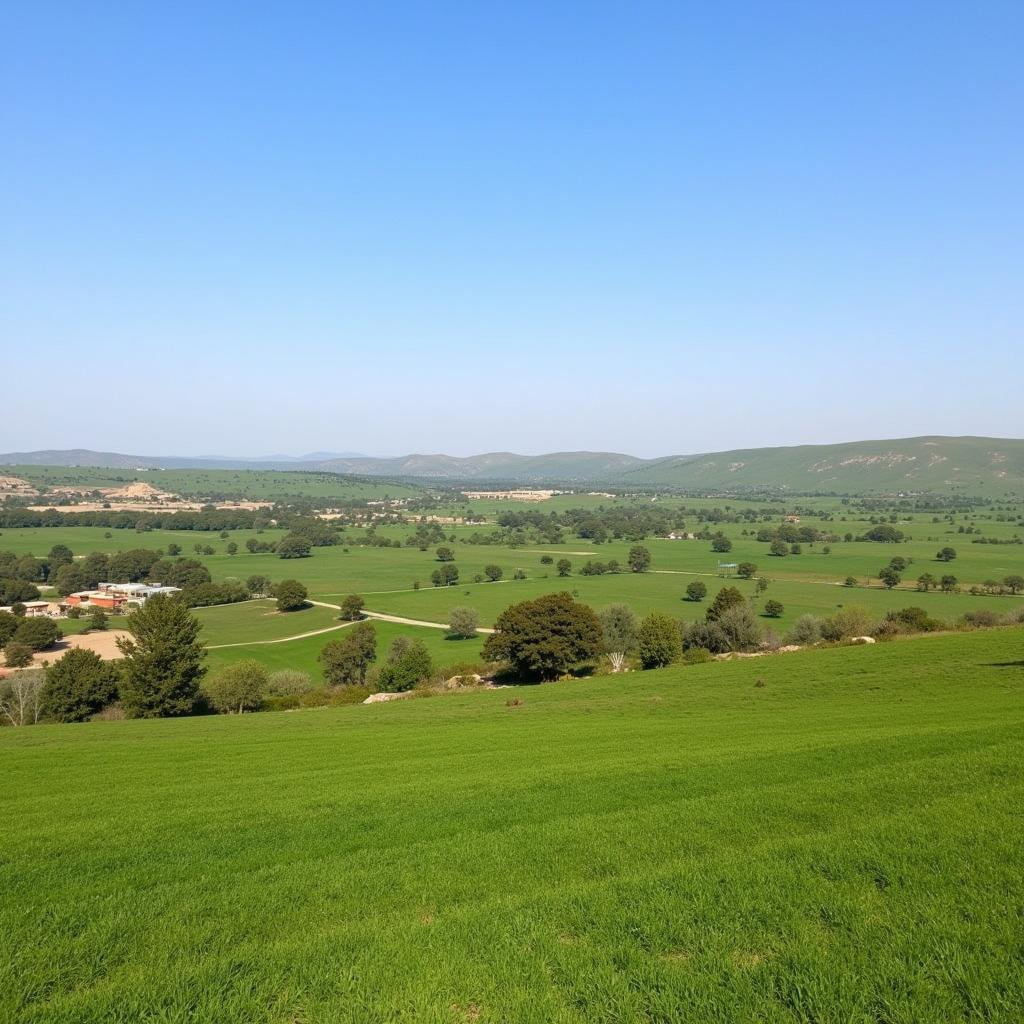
[2, 2, 1022, 458]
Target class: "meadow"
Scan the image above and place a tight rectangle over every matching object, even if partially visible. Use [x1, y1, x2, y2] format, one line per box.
[2, 628, 1022, 1022]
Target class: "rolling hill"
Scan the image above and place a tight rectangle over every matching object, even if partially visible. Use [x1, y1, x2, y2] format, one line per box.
[2, 436, 1023, 493]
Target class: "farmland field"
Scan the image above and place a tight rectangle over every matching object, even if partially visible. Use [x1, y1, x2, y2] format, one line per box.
[2, 628, 1022, 1022]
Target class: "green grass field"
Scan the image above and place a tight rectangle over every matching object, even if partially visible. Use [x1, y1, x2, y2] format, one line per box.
[2, 628, 1022, 1022]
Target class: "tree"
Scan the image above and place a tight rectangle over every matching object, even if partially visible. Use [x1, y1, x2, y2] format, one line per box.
[556, 559, 572, 577]
[637, 612, 680, 669]
[202, 659, 268, 714]
[844, 576, 857, 587]
[769, 539, 789, 557]
[628, 545, 652, 573]
[276, 534, 312, 559]
[275, 579, 308, 611]
[0, 610, 19, 646]
[339, 594, 365, 621]
[53, 562, 88, 597]
[117, 595, 206, 718]
[448, 606, 479, 639]
[863, 524, 904, 543]
[710, 535, 733, 553]
[763, 599, 784, 618]
[431, 565, 459, 587]
[0, 669, 45, 725]
[41, 648, 118, 722]
[378, 637, 433, 692]
[716, 605, 763, 650]
[936, 546, 957, 562]
[706, 586, 746, 622]
[483, 592, 602, 680]
[14, 617, 60, 651]
[737, 562, 757, 579]
[246, 575, 272, 597]
[226, 542, 238, 556]
[484, 564, 503, 582]
[598, 604, 638, 672]
[879, 566, 901, 589]
[436, 546, 455, 562]
[48, 544, 74, 570]
[319, 621, 377, 685]
[539, 555, 553, 565]
[1004, 574, 1024, 595]
[166, 542, 182, 556]
[685, 580, 707, 602]
[940, 574, 959, 593]
[755, 577, 770, 596]
[88, 608, 108, 631]
[3, 641, 34, 669]
[889, 556, 909, 572]
[788, 614, 824, 645]
[916, 573, 937, 592]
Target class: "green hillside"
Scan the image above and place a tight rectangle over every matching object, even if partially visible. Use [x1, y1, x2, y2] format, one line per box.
[2, 629, 1022, 1022]
[622, 436, 1024, 494]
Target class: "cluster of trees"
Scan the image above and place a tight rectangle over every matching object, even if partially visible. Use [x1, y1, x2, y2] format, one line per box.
[318, 622, 435, 692]
[0, 612, 62, 668]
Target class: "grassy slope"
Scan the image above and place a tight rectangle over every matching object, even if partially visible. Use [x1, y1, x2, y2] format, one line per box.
[623, 436, 1024, 493]
[1, 629, 1022, 1022]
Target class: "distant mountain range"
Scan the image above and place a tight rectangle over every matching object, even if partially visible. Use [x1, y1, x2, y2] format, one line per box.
[2, 436, 1023, 493]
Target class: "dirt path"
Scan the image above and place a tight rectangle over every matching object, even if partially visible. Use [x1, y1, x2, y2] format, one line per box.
[363, 610, 495, 634]
[206, 620, 355, 650]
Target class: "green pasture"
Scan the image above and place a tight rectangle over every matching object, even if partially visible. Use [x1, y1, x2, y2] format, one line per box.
[194, 599, 339, 645]
[358, 568, 1024, 631]
[2, 628, 1022, 1021]
[203, 619, 485, 681]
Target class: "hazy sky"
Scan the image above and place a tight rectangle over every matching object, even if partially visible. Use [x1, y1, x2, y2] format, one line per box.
[2, 2, 1022, 458]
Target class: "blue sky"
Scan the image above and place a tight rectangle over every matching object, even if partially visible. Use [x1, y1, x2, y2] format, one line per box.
[2, 2, 1022, 457]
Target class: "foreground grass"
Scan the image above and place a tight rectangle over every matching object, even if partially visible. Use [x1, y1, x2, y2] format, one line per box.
[1, 631, 1023, 1022]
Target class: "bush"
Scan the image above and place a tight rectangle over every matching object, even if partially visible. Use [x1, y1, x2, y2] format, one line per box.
[88, 608, 109, 631]
[484, 565, 503, 582]
[14, 616, 60, 651]
[448, 606, 479, 639]
[715, 604, 762, 652]
[685, 580, 707, 602]
[637, 612, 680, 668]
[763, 599, 784, 618]
[275, 579, 308, 612]
[3, 641, 34, 668]
[202, 659, 268, 713]
[681, 620, 729, 654]
[377, 637, 433, 692]
[788, 614, 824, 645]
[682, 646, 713, 665]
[266, 669, 315, 696]
[821, 606, 873, 642]
[962, 608, 1000, 629]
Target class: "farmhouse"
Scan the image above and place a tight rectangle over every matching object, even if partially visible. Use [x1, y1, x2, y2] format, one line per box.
[0, 600, 60, 617]
[65, 583, 181, 611]
[667, 531, 695, 540]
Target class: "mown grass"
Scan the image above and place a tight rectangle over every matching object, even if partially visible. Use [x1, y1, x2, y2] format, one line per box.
[204, 618, 484, 681]
[1, 629, 1022, 1022]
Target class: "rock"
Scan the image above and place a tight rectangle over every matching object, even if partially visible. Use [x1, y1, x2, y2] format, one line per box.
[362, 691, 413, 704]
[444, 673, 482, 689]
[850, 636, 876, 645]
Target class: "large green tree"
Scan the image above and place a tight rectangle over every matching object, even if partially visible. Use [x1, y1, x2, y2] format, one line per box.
[116, 595, 206, 718]
[41, 648, 119, 722]
[637, 612, 680, 669]
[319, 621, 377, 685]
[202, 659, 268, 714]
[377, 636, 433, 692]
[482, 592, 601, 680]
